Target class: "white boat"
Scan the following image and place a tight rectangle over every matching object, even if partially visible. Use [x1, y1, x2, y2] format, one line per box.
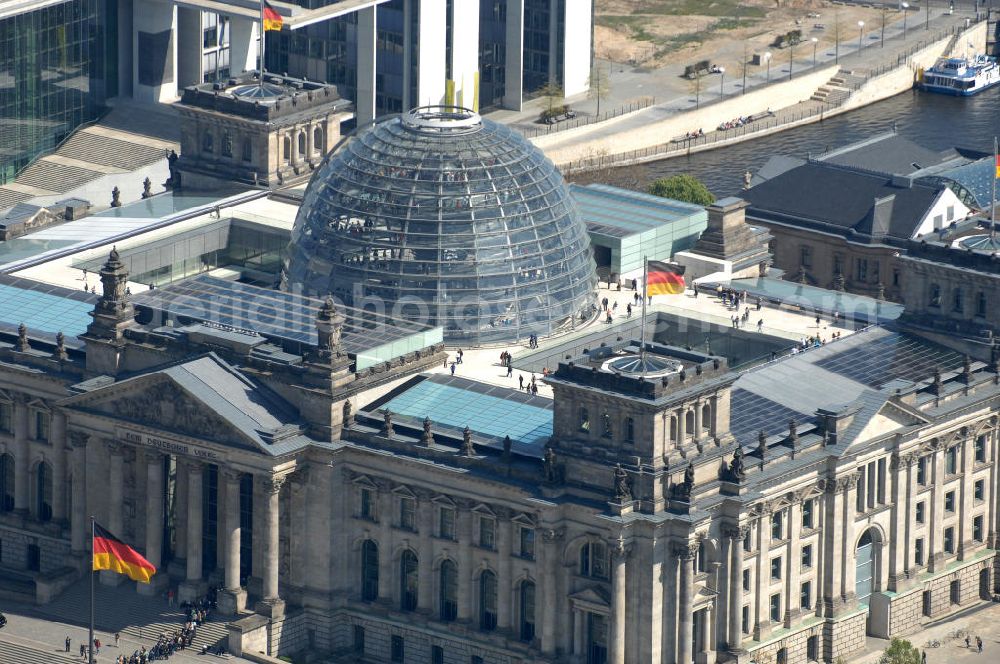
[921, 54, 1000, 96]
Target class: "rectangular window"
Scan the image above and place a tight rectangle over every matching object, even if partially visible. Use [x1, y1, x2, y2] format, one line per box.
[917, 457, 928, 485]
[974, 515, 984, 542]
[801, 544, 813, 569]
[800, 245, 812, 268]
[892, 268, 900, 287]
[947, 447, 958, 475]
[916, 501, 925, 524]
[34, 411, 48, 442]
[771, 556, 782, 581]
[743, 568, 750, 592]
[975, 479, 985, 502]
[741, 605, 750, 634]
[479, 517, 496, 550]
[947, 205, 955, 221]
[950, 579, 961, 605]
[922, 590, 932, 616]
[856, 474, 866, 513]
[975, 435, 987, 463]
[807, 635, 819, 661]
[743, 531, 752, 552]
[360, 488, 375, 521]
[977, 291, 988, 317]
[399, 497, 415, 531]
[432, 646, 444, 664]
[856, 258, 868, 282]
[390, 635, 404, 663]
[800, 581, 812, 610]
[439, 507, 456, 540]
[353, 626, 365, 653]
[519, 527, 535, 559]
[801, 499, 814, 529]
[944, 527, 955, 554]
[624, 417, 634, 444]
[877, 458, 886, 504]
[0, 403, 11, 433]
[915, 538, 924, 566]
[770, 593, 781, 623]
[945, 491, 955, 513]
[771, 511, 783, 540]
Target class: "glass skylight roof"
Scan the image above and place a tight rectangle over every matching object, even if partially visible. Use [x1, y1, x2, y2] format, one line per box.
[374, 374, 553, 451]
[0, 275, 97, 342]
[284, 106, 598, 345]
[814, 331, 965, 389]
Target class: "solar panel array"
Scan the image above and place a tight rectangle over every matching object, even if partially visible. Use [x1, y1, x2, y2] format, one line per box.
[813, 332, 965, 389]
[132, 274, 436, 351]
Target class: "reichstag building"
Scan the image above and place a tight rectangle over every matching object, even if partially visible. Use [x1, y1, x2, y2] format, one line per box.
[0, 108, 996, 664]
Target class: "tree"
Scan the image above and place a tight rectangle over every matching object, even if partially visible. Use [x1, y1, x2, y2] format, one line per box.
[648, 175, 715, 206]
[589, 63, 611, 117]
[536, 82, 565, 114]
[879, 638, 921, 664]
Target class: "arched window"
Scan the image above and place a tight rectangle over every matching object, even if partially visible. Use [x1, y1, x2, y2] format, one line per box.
[283, 136, 291, 163]
[856, 529, 876, 605]
[313, 126, 323, 154]
[400, 550, 418, 611]
[580, 541, 609, 579]
[439, 560, 458, 621]
[670, 415, 678, 442]
[36, 461, 52, 522]
[479, 570, 498, 631]
[297, 131, 306, 158]
[685, 410, 695, 436]
[361, 540, 379, 601]
[242, 138, 253, 162]
[519, 580, 536, 642]
[221, 130, 233, 157]
[0, 453, 13, 511]
[701, 403, 711, 430]
[696, 540, 707, 573]
[202, 131, 214, 153]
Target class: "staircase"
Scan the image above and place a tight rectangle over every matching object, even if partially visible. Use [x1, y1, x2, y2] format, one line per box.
[0, 639, 81, 664]
[810, 69, 866, 106]
[34, 577, 230, 655]
[0, 101, 180, 212]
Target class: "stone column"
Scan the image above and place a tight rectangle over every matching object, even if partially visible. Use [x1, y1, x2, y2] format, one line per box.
[929, 448, 945, 572]
[417, 499, 434, 612]
[610, 541, 628, 664]
[677, 408, 686, 442]
[13, 399, 28, 512]
[174, 459, 189, 569]
[50, 411, 67, 522]
[842, 477, 858, 605]
[378, 490, 393, 603]
[179, 461, 205, 602]
[497, 517, 512, 630]
[540, 528, 561, 655]
[218, 470, 246, 614]
[822, 481, 843, 616]
[890, 455, 909, 589]
[138, 451, 165, 595]
[99, 441, 126, 587]
[676, 543, 695, 664]
[754, 516, 771, 637]
[785, 501, 801, 625]
[959, 437, 974, 560]
[457, 509, 473, 621]
[726, 526, 745, 652]
[69, 432, 88, 554]
[693, 401, 703, 440]
[573, 608, 585, 656]
[255, 474, 285, 618]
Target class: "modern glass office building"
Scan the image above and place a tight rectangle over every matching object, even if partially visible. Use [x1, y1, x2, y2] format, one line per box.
[0, 0, 116, 183]
[284, 106, 598, 345]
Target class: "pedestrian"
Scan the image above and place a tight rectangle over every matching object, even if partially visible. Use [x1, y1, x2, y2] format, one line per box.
[647, 295, 652, 305]
[506, 364, 513, 377]
[531, 382, 538, 395]
[167, 588, 174, 606]
[977, 635, 983, 653]
[65, 636, 71, 652]
[693, 288, 698, 299]
[450, 362, 456, 376]
[457, 348, 463, 364]
[80, 644, 86, 658]
[443, 355, 448, 369]
[518, 375, 524, 390]
[921, 652, 927, 664]
[815, 315, 821, 327]
[757, 319, 763, 332]
[626, 303, 632, 317]
[966, 635, 971, 649]
[612, 301, 618, 312]
[115, 632, 120, 648]
[95, 638, 101, 654]
[632, 278, 637, 291]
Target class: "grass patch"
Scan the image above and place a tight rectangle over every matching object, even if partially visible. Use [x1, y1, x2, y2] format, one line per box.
[632, 0, 766, 19]
[711, 17, 761, 31]
[596, 15, 658, 43]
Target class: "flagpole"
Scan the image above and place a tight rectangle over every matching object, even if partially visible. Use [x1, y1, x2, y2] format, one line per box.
[89, 516, 95, 664]
[639, 255, 648, 374]
[259, 0, 266, 90]
[992, 135, 997, 240]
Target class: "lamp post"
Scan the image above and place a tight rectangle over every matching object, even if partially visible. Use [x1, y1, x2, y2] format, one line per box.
[925, 0, 929, 30]
[789, 40, 796, 79]
[880, 8, 887, 48]
[902, 3, 909, 40]
[811, 37, 819, 67]
[858, 20, 865, 53]
[719, 66, 726, 95]
[764, 51, 772, 82]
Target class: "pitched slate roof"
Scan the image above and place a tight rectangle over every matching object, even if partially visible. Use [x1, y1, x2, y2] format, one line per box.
[817, 133, 961, 176]
[743, 161, 945, 242]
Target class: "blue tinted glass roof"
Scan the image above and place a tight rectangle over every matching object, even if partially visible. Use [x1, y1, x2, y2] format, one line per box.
[920, 157, 997, 209]
[377, 375, 552, 451]
[725, 277, 903, 322]
[0, 276, 98, 343]
[571, 183, 707, 239]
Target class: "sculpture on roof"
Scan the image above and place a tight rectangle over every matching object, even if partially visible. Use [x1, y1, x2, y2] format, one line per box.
[110, 186, 121, 208]
[461, 426, 474, 456]
[141, 177, 153, 199]
[422, 416, 434, 446]
[502, 435, 512, 462]
[674, 463, 695, 501]
[543, 446, 558, 483]
[16, 323, 29, 352]
[381, 409, 394, 437]
[54, 331, 67, 361]
[613, 464, 632, 501]
[729, 445, 746, 481]
[342, 399, 354, 428]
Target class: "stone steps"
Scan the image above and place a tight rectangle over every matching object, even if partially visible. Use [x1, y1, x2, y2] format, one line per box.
[0, 639, 82, 664]
[14, 158, 103, 194]
[60, 129, 172, 172]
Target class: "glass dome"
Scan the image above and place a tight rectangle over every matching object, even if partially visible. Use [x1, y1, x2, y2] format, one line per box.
[283, 106, 598, 345]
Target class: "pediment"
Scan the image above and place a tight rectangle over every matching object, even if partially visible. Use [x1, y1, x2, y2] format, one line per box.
[64, 374, 256, 449]
[842, 398, 927, 450]
[569, 587, 610, 609]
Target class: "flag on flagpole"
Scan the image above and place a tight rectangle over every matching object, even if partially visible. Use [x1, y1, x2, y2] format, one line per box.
[263, 0, 283, 31]
[994, 153, 1000, 179]
[646, 260, 686, 295]
[92, 522, 157, 583]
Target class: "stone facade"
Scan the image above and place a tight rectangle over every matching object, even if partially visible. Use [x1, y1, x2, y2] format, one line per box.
[174, 72, 352, 190]
[0, 251, 998, 664]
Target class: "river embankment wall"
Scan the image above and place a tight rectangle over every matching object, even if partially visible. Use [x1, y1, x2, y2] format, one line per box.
[542, 19, 986, 173]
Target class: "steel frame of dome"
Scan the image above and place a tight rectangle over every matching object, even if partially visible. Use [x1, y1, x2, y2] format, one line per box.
[284, 106, 598, 345]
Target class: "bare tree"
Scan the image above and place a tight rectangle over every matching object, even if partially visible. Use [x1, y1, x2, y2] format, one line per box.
[588, 63, 611, 117]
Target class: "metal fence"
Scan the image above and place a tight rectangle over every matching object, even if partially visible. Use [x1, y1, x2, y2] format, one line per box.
[518, 97, 656, 139]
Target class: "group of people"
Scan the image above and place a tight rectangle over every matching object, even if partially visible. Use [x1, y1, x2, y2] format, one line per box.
[517, 373, 539, 395]
[730, 307, 763, 332]
[716, 115, 754, 131]
[682, 128, 706, 140]
[715, 285, 760, 311]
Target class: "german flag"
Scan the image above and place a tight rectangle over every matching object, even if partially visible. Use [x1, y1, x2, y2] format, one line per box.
[263, 0, 283, 31]
[93, 522, 156, 583]
[646, 260, 686, 296]
[995, 154, 1000, 179]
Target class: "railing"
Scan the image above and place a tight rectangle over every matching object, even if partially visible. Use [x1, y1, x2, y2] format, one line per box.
[518, 97, 656, 139]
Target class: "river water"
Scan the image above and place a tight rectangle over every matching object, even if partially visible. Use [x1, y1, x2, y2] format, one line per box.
[622, 85, 1000, 197]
